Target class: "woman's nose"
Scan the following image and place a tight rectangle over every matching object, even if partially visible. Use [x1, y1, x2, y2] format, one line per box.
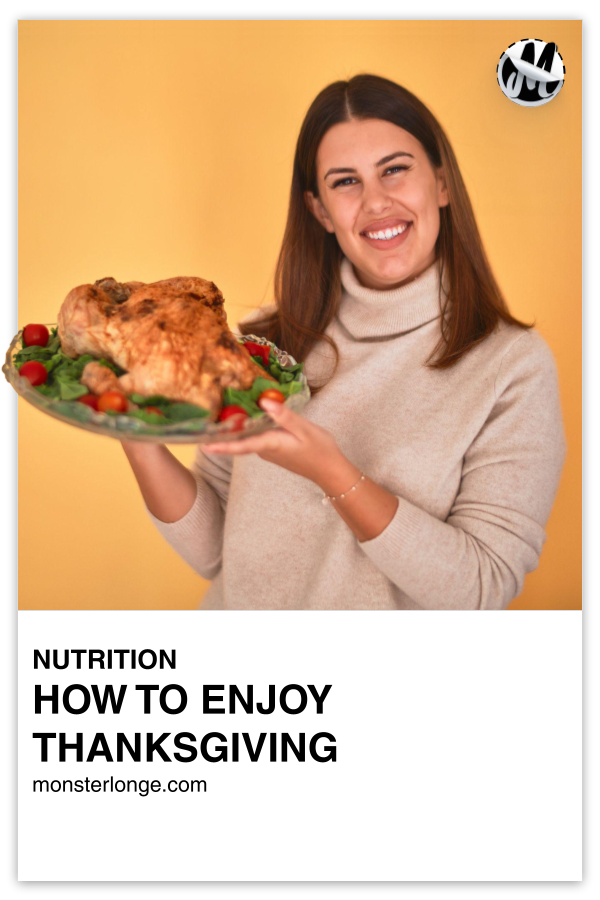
[362, 180, 393, 214]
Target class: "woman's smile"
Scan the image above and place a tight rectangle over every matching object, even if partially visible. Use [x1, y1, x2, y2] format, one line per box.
[360, 219, 412, 250]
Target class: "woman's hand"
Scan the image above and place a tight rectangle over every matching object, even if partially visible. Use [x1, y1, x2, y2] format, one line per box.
[202, 398, 354, 492]
[204, 398, 400, 542]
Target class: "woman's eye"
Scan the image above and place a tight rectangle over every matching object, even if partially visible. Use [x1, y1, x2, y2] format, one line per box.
[332, 177, 358, 188]
[331, 166, 408, 188]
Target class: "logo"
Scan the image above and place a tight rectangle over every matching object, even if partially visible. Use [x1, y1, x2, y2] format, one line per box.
[497, 39, 565, 107]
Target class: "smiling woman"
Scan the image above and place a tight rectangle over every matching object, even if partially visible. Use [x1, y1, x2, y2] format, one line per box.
[123, 73, 567, 611]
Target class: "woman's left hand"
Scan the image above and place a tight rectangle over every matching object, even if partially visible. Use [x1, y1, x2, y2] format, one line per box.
[202, 398, 354, 491]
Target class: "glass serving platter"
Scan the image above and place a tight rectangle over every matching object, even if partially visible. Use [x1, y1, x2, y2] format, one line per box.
[3, 327, 311, 444]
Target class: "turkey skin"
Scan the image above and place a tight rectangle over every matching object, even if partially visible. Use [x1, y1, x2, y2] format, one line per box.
[57, 275, 272, 418]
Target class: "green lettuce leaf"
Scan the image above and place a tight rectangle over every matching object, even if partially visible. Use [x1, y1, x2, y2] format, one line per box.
[222, 374, 303, 417]
[56, 378, 89, 401]
[161, 403, 209, 422]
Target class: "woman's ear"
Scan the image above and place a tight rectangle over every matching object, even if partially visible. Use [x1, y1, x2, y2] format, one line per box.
[436, 168, 449, 208]
[304, 191, 336, 233]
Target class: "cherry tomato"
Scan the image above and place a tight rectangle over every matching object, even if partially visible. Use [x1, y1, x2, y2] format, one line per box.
[144, 406, 164, 416]
[97, 390, 128, 413]
[218, 405, 249, 431]
[23, 323, 49, 348]
[243, 341, 271, 367]
[242, 341, 263, 356]
[77, 394, 100, 411]
[218, 405, 249, 422]
[19, 360, 47, 386]
[258, 389, 285, 406]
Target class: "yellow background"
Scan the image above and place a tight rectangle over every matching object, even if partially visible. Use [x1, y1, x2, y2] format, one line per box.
[17, 20, 581, 610]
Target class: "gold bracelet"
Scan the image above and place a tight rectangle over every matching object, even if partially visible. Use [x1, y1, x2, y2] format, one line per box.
[322, 473, 366, 505]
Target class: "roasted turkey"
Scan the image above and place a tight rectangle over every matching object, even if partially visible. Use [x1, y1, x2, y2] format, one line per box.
[57, 275, 273, 418]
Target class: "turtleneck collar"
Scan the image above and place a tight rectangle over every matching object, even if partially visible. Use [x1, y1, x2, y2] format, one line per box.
[337, 255, 449, 340]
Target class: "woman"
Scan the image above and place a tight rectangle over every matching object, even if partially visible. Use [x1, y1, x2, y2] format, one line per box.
[123, 74, 566, 610]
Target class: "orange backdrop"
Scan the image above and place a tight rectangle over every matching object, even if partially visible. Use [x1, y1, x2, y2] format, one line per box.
[17, 20, 581, 610]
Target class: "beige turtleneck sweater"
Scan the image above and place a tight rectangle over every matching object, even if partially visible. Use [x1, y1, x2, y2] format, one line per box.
[147, 257, 566, 610]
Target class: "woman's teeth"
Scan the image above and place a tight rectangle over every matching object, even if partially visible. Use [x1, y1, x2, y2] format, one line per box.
[364, 223, 410, 240]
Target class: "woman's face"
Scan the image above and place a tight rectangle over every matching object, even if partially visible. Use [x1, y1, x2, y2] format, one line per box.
[306, 118, 449, 290]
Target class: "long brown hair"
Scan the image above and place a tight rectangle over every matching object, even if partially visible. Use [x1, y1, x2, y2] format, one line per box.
[240, 74, 532, 383]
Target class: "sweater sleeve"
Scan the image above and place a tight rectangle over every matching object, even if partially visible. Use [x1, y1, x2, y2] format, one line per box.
[359, 330, 567, 610]
[146, 448, 233, 580]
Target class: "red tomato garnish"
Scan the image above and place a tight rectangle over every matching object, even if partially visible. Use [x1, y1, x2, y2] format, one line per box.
[218, 405, 249, 431]
[77, 394, 99, 410]
[242, 341, 263, 355]
[218, 405, 249, 422]
[97, 390, 128, 413]
[144, 406, 164, 416]
[258, 389, 285, 406]
[242, 341, 271, 367]
[23, 324, 49, 348]
[19, 360, 48, 386]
